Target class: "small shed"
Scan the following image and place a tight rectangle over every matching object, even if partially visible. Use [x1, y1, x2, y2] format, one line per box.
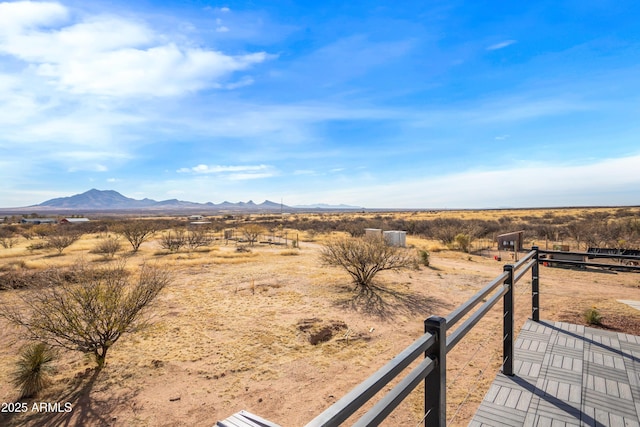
[383, 230, 407, 247]
[364, 228, 383, 238]
[188, 215, 204, 221]
[497, 231, 524, 251]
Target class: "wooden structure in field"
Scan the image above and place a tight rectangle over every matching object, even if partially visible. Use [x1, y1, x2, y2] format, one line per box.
[497, 231, 524, 261]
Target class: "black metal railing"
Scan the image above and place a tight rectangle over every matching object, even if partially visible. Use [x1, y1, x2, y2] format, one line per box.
[533, 246, 640, 321]
[305, 246, 640, 426]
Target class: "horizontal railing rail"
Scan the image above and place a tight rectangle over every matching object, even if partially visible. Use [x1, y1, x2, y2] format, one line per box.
[307, 250, 539, 427]
[537, 248, 640, 271]
[306, 246, 640, 426]
[305, 332, 437, 426]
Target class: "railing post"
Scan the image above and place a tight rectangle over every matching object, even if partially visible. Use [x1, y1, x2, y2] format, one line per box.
[424, 316, 446, 427]
[532, 246, 540, 322]
[503, 265, 514, 376]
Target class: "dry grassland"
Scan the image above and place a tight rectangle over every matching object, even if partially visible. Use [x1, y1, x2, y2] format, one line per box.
[0, 210, 639, 427]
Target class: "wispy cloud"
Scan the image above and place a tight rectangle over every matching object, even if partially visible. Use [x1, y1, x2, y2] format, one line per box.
[176, 164, 278, 180]
[487, 40, 516, 51]
[294, 154, 640, 208]
[177, 164, 271, 174]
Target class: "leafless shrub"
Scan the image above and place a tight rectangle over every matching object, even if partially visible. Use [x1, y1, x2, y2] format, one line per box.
[117, 220, 158, 252]
[2, 262, 171, 368]
[241, 224, 265, 246]
[160, 229, 186, 252]
[0, 228, 19, 248]
[184, 228, 212, 251]
[91, 237, 122, 259]
[45, 228, 81, 255]
[320, 235, 418, 291]
[27, 241, 50, 253]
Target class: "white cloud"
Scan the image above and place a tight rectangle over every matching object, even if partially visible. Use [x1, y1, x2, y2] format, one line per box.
[228, 172, 276, 180]
[0, 1, 272, 97]
[487, 40, 516, 51]
[223, 76, 254, 89]
[216, 26, 229, 33]
[0, 1, 68, 31]
[177, 164, 271, 174]
[42, 45, 270, 96]
[293, 169, 316, 175]
[176, 164, 278, 181]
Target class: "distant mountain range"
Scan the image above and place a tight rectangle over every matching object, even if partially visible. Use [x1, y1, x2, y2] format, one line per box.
[6, 189, 363, 213]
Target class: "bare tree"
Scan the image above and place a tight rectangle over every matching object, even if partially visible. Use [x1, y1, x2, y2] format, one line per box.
[45, 228, 81, 254]
[2, 262, 171, 368]
[320, 235, 417, 291]
[241, 224, 264, 246]
[118, 220, 157, 252]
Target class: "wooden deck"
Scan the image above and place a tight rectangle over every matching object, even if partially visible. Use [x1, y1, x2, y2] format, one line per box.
[470, 319, 640, 427]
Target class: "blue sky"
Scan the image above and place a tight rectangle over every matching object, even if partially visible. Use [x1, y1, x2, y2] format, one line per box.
[1, 0, 639, 208]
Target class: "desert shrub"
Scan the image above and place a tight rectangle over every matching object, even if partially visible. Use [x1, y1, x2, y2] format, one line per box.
[31, 224, 54, 239]
[240, 224, 265, 246]
[45, 228, 81, 255]
[184, 228, 212, 251]
[0, 268, 50, 290]
[117, 220, 158, 252]
[0, 228, 19, 249]
[2, 262, 171, 368]
[455, 233, 472, 253]
[583, 307, 602, 325]
[27, 241, 50, 253]
[320, 235, 417, 291]
[12, 342, 56, 398]
[418, 249, 430, 266]
[91, 237, 121, 259]
[160, 229, 186, 252]
[280, 249, 300, 256]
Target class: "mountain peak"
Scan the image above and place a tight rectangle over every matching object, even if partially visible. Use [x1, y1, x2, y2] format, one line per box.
[29, 189, 360, 212]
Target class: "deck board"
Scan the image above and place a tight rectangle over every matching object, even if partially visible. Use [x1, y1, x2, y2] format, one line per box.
[471, 320, 640, 427]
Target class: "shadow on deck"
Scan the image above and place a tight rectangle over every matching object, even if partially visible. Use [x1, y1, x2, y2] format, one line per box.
[471, 319, 640, 427]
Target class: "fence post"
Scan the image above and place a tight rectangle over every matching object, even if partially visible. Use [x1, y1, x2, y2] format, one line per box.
[424, 316, 446, 427]
[532, 246, 540, 322]
[503, 265, 514, 376]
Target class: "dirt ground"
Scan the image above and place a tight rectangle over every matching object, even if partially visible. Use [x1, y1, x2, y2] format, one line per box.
[1, 235, 639, 427]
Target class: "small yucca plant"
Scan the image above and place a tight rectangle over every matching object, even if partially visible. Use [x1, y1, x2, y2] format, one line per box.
[418, 249, 430, 267]
[12, 342, 56, 398]
[583, 307, 602, 326]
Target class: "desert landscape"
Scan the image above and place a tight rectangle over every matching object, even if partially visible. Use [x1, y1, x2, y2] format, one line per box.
[1, 207, 640, 427]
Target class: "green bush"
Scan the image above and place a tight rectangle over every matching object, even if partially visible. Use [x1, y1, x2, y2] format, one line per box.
[418, 249, 430, 267]
[583, 307, 602, 325]
[12, 342, 56, 398]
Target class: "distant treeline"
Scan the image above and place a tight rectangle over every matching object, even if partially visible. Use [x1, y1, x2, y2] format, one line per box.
[3, 208, 640, 251]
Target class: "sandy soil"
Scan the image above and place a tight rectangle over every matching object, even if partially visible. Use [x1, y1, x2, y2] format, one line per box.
[1, 239, 639, 427]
